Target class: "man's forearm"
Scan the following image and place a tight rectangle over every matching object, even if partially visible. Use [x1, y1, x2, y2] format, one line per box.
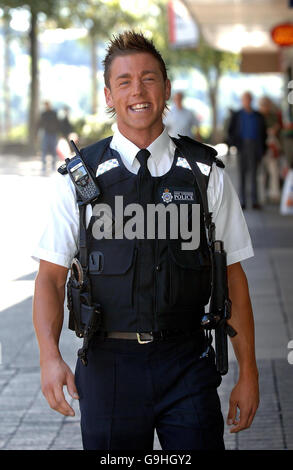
[227, 263, 258, 377]
[33, 274, 66, 365]
[33, 262, 78, 416]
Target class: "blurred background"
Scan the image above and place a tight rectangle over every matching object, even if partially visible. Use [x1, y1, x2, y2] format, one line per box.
[0, 0, 291, 152]
[0, 0, 293, 451]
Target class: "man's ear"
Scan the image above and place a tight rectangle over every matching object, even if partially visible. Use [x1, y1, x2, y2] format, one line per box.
[165, 79, 171, 102]
[104, 86, 114, 108]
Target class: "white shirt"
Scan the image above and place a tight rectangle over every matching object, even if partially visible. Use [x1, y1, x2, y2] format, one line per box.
[32, 126, 254, 268]
[164, 106, 199, 138]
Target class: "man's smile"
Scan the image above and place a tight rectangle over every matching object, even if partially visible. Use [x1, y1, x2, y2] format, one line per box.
[129, 102, 151, 112]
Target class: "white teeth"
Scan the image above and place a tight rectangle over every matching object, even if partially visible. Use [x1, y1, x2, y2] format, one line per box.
[130, 103, 150, 111]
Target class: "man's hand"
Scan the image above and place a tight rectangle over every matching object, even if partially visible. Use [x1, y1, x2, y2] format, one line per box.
[227, 373, 259, 433]
[41, 357, 79, 417]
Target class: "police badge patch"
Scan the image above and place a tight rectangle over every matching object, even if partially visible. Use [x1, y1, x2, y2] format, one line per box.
[161, 188, 173, 203]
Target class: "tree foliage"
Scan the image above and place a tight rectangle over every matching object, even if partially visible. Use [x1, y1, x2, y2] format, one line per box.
[0, 0, 60, 16]
[0, 0, 67, 147]
[68, 0, 135, 37]
[0, 0, 240, 144]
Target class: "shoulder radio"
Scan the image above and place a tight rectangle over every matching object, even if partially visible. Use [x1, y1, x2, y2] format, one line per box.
[66, 140, 100, 205]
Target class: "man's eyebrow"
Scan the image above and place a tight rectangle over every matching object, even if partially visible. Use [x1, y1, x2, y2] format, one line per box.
[115, 73, 131, 81]
[115, 70, 158, 81]
[141, 70, 158, 75]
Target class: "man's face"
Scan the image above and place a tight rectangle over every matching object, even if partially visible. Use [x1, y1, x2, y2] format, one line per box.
[242, 93, 252, 111]
[259, 98, 270, 115]
[104, 52, 171, 138]
[174, 92, 183, 108]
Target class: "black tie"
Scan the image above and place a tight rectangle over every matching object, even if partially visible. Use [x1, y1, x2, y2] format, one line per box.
[135, 149, 153, 225]
[135, 152, 154, 316]
[136, 149, 151, 177]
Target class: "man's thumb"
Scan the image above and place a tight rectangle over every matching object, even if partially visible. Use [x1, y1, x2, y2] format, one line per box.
[66, 371, 79, 400]
[227, 400, 237, 425]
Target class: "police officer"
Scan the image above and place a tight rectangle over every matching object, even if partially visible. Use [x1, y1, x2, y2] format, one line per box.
[32, 31, 259, 451]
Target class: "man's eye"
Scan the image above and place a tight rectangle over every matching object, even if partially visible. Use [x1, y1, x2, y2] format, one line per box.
[119, 81, 129, 86]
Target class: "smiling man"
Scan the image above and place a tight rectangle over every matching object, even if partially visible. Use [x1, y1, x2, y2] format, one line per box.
[104, 52, 170, 143]
[32, 31, 259, 451]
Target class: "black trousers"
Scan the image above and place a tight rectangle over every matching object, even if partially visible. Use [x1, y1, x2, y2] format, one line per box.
[75, 331, 225, 451]
[238, 139, 262, 206]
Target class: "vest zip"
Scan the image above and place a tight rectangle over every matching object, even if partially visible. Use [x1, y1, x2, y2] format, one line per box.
[154, 237, 159, 331]
[131, 247, 138, 308]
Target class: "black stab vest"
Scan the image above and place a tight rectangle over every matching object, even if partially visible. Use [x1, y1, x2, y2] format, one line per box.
[77, 136, 219, 332]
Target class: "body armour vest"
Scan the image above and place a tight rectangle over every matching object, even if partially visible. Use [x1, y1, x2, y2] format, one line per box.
[75, 136, 220, 333]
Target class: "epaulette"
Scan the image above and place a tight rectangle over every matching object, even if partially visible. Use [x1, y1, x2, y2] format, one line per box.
[173, 134, 225, 169]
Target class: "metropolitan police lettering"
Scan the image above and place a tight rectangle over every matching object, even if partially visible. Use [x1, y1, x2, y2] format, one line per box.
[174, 190, 194, 201]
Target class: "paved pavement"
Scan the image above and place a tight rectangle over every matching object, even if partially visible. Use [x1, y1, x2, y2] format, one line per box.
[0, 151, 292, 450]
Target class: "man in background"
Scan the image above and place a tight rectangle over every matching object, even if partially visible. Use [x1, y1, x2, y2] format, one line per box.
[228, 91, 267, 210]
[37, 101, 60, 172]
[258, 96, 282, 204]
[59, 105, 74, 145]
[164, 91, 200, 139]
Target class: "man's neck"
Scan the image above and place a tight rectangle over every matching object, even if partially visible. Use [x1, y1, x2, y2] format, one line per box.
[116, 123, 164, 149]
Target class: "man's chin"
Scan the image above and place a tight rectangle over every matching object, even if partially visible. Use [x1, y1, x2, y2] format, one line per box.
[117, 115, 164, 135]
[121, 121, 153, 132]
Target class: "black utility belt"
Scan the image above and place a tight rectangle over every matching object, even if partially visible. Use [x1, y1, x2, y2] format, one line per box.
[101, 329, 203, 344]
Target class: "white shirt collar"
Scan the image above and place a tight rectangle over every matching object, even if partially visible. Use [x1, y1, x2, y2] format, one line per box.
[110, 125, 171, 168]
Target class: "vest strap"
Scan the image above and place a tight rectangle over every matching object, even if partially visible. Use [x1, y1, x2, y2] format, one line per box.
[78, 203, 88, 270]
[172, 136, 215, 244]
[59, 141, 109, 365]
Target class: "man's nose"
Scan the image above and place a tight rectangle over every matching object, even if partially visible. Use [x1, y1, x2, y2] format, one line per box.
[131, 79, 144, 96]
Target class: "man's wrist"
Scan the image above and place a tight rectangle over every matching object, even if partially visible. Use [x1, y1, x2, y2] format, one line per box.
[40, 347, 62, 366]
[238, 362, 259, 380]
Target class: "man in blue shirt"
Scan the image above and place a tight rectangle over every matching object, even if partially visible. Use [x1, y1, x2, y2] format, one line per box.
[228, 92, 267, 209]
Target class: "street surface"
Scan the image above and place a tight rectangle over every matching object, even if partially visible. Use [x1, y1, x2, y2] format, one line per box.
[0, 151, 292, 450]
